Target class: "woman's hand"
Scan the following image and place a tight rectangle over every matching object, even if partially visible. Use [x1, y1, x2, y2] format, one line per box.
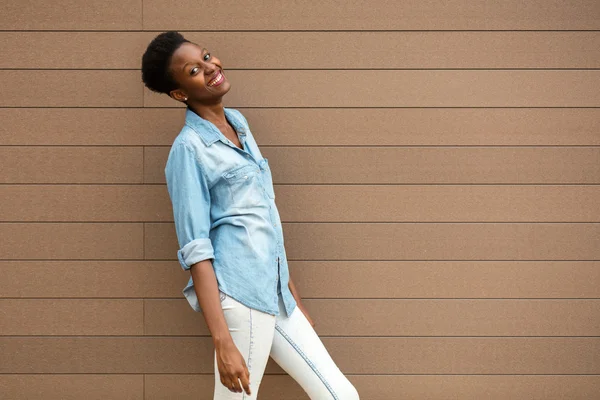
[215, 340, 251, 395]
[298, 302, 316, 328]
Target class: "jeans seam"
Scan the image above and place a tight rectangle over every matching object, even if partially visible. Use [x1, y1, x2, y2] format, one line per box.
[244, 308, 253, 400]
[274, 324, 339, 400]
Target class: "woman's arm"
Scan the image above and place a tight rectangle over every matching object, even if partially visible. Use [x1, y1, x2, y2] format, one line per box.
[165, 142, 251, 395]
[190, 259, 251, 395]
[190, 259, 232, 344]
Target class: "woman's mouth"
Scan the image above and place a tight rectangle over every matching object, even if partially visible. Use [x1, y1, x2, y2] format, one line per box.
[207, 70, 225, 87]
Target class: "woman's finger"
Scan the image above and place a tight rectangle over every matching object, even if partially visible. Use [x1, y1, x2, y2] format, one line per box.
[221, 377, 232, 391]
[230, 375, 242, 392]
[239, 372, 252, 395]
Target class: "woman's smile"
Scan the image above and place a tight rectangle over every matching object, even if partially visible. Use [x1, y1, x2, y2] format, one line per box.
[207, 70, 225, 87]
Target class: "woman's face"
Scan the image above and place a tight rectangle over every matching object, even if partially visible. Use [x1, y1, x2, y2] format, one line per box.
[168, 42, 231, 104]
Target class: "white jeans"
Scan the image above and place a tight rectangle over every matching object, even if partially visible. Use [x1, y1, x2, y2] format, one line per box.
[214, 290, 360, 400]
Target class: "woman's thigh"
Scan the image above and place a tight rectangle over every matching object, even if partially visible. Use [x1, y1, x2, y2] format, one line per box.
[214, 290, 276, 400]
[269, 295, 360, 400]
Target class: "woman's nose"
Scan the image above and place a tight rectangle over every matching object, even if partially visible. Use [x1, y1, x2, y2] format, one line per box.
[203, 62, 218, 72]
[204, 67, 218, 77]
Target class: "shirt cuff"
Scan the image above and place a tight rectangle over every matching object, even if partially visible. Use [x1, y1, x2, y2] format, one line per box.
[177, 238, 215, 271]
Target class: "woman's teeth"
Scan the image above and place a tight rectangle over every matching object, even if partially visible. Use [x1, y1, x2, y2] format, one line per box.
[208, 72, 224, 86]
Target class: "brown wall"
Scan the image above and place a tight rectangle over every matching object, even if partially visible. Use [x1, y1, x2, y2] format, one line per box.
[1, 1, 600, 399]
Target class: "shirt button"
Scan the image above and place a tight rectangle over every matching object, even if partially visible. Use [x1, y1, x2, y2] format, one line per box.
[244, 175, 248, 179]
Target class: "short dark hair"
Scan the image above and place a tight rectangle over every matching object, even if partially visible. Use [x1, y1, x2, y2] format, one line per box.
[141, 31, 191, 95]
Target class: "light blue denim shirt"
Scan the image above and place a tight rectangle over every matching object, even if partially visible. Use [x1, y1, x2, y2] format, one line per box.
[164, 106, 297, 317]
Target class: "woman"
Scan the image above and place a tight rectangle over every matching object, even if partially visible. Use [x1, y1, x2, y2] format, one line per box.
[141, 31, 360, 400]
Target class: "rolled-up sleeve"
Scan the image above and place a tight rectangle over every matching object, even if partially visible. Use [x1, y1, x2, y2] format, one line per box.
[164, 141, 215, 271]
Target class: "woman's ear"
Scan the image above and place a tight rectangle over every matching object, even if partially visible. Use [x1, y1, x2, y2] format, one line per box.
[170, 89, 188, 103]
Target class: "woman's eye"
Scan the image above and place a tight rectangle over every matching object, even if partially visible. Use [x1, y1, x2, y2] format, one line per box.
[189, 53, 211, 75]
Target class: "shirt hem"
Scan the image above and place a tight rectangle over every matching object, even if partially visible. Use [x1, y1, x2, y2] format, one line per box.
[218, 287, 280, 316]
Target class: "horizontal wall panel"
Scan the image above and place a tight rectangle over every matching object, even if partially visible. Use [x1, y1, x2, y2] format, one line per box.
[9, 375, 596, 400]
[0, 261, 184, 298]
[272, 185, 600, 222]
[145, 147, 600, 184]
[146, 374, 308, 400]
[262, 147, 600, 184]
[282, 223, 600, 260]
[235, 108, 600, 146]
[0, 185, 171, 221]
[143, 0, 600, 30]
[189, 31, 600, 69]
[145, 374, 600, 400]
[4, 31, 600, 69]
[1, 337, 599, 374]
[0, 375, 143, 400]
[0, 223, 144, 260]
[0, 32, 148, 69]
[3, 108, 600, 146]
[289, 261, 600, 299]
[0, 71, 141, 107]
[144, 70, 600, 108]
[144, 299, 600, 337]
[0, 337, 215, 374]
[146, 222, 600, 261]
[2, 261, 599, 299]
[0, 0, 141, 30]
[2, 185, 598, 222]
[0, 299, 143, 335]
[0, 109, 168, 146]
[0, 147, 143, 184]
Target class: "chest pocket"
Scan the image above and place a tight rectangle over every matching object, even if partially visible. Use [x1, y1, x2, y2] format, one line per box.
[222, 163, 264, 208]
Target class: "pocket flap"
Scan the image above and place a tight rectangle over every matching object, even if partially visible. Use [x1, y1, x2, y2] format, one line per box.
[222, 164, 258, 181]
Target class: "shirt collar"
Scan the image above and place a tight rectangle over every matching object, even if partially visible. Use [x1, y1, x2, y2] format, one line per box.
[184, 106, 247, 147]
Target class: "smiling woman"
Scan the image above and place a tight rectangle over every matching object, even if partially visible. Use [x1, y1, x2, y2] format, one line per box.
[140, 31, 360, 400]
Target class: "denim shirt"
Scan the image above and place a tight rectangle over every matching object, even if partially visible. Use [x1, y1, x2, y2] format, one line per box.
[164, 106, 297, 317]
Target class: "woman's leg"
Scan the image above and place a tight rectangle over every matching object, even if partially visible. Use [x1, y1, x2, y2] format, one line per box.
[269, 294, 360, 400]
[214, 290, 276, 400]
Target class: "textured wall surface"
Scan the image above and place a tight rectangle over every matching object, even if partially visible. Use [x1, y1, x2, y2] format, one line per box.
[1, 1, 600, 399]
